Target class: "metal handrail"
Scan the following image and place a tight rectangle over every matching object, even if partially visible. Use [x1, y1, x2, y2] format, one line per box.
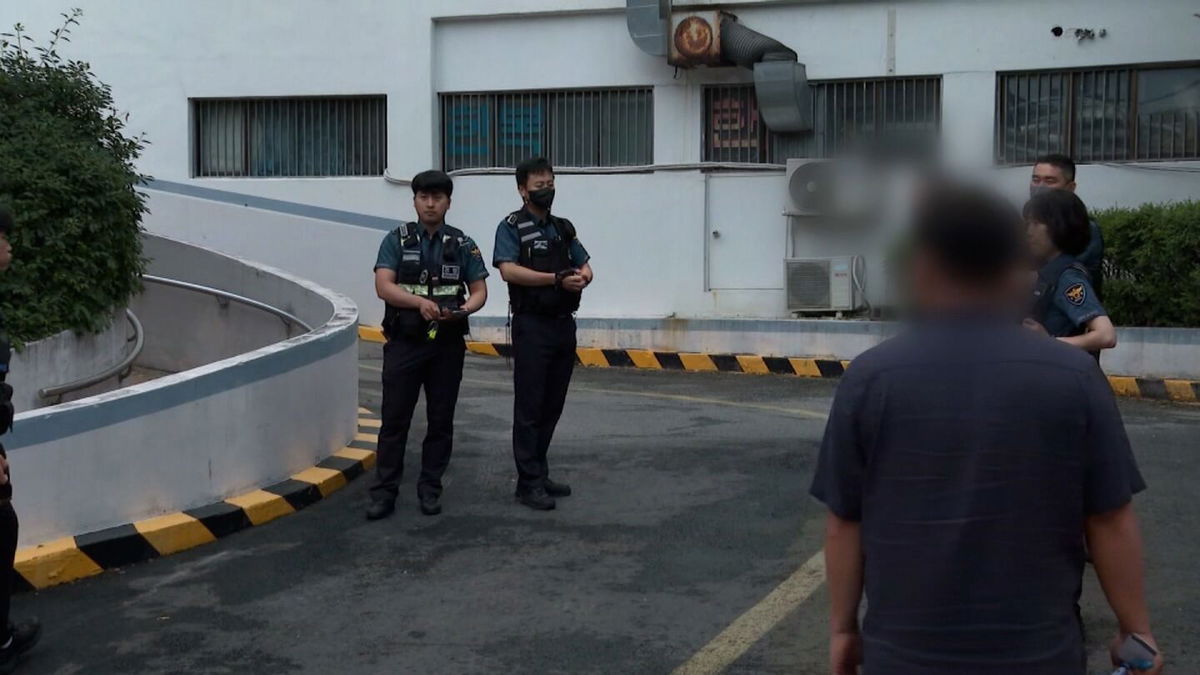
[141, 275, 313, 332]
[38, 308, 144, 401]
[36, 276, 312, 402]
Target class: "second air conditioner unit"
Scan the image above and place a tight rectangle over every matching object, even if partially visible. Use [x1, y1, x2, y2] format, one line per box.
[785, 256, 862, 312]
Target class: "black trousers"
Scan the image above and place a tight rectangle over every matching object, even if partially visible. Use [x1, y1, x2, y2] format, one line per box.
[0, 501, 16, 634]
[369, 336, 466, 502]
[511, 314, 576, 491]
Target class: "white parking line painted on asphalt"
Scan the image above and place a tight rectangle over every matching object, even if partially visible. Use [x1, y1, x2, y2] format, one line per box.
[672, 550, 827, 675]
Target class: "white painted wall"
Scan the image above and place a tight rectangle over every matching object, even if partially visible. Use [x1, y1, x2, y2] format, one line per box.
[4, 0, 1198, 322]
[7, 311, 130, 412]
[7, 235, 359, 546]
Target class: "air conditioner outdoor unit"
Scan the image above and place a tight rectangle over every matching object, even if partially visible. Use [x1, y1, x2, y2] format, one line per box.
[785, 158, 834, 217]
[785, 158, 881, 219]
[786, 256, 861, 312]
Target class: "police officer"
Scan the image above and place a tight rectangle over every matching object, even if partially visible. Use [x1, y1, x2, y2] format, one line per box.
[366, 171, 488, 520]
[1030, 153, 1104, 298]
[0, 207, 42, 671]
[493, 157, 593, 511]
[1023, 189, 1117, 357]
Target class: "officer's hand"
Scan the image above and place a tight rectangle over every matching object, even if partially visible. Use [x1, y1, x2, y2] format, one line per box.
[1111, 633, 1164, 674]
[0, 455, 9, 486]
[561, 274, 587, 293]
[418, 299, 442, 322]
[1022, 318, 1048, 336]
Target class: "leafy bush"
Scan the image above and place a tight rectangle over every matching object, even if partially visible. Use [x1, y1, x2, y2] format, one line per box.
[1095, 200, 1200, 328]
[0, 10, 146, 346]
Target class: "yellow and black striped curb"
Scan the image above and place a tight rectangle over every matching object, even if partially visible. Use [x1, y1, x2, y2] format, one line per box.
[359, 326, 1199, 403]
[13, 409, 379, 592]
[465, 340, 854, 377]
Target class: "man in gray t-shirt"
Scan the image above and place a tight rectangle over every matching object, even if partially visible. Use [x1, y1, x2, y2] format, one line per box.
[810, 186, 1162, 674]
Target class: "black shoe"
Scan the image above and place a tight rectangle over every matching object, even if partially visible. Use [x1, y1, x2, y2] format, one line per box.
[544, 478, 572, 498]
[365, 500, 395, 520]
[419, 494, 442, 516]
[516, 487, 556, 511]
[0, 619, 41, 674]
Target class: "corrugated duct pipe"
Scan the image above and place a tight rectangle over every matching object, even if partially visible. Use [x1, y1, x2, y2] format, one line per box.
[719, 14, 797, 68]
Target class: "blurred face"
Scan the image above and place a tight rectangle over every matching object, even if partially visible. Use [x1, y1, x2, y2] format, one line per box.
[1025, 218, 1056, 262]
[1030, 163, 1076, 193]
[0, 233, 11, 272]
[413, 191, 450, 226]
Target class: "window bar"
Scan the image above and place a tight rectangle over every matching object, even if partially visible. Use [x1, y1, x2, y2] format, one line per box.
[373, 97, 381, 174]
[1084, 72, 1093, 161]
[1038, 74, 1046, 156]
[999, 76, 1007, 163]
[198, 101, 205, 176]
[1103, 70, 1112, 160]
[216, 101, 224, 177]
[197, 101, 205, 176]
[228, 100, 235, 176]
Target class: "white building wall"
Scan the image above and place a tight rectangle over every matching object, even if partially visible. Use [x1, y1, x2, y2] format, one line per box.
[4, 0, 1199, 321]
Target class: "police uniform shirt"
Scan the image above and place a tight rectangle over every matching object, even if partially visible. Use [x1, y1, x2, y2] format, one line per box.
[491, 209, 590, 269]
[375, 223, 489, 285]
[1039, 255, 1106, 338]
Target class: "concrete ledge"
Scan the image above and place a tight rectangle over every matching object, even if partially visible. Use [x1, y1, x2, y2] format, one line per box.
[12, 409, 379, 592]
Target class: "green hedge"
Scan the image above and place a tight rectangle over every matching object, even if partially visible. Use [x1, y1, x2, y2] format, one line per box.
[1095, 200, 1200, 328]
[0, 10, 146, 347]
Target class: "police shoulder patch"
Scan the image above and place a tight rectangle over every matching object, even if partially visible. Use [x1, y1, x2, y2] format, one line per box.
[1064, 282, 1086, 306]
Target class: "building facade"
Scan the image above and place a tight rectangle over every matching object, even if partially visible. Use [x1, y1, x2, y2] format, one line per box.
[5, 0, 1199, 324]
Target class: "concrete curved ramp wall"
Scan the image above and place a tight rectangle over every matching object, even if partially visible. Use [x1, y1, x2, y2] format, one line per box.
[6, 234, 359, 547]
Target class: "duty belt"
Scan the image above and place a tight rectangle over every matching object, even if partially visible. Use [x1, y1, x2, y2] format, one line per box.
[399, 284, 461, 297]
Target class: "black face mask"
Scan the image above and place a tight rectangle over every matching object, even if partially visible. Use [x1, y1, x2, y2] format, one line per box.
[528, 188, 555, 210]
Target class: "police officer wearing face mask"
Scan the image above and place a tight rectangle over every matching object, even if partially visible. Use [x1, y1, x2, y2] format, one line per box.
[366, 171, 489, 520]
[493, 157, 593, 511]
[1030, 153, 1104, 299]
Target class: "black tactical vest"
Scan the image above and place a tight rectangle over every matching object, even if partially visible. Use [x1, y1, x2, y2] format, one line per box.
[382, 223, 470, 341]
[505, 211, 581, 316]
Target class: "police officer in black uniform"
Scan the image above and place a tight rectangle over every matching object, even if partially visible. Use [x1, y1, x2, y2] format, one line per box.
[493, 158, 593, 511]
[0, 207, 42, 672]
[1023, 189, 1117, 358]
[366, 172, 489, 520]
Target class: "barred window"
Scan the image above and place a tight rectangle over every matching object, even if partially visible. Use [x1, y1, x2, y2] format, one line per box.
[440, 88, 654, 171]
[996, 64, 1200, 164]
[702, 77, 941, 163]
[193, 96, 386, 177]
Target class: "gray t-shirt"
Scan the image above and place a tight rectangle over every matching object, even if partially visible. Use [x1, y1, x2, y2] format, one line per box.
[810, 317, 1144, 675]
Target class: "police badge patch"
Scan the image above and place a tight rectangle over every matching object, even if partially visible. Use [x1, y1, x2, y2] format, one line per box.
[441, 265, 461, 280]
[1064, 283, 1086, 306]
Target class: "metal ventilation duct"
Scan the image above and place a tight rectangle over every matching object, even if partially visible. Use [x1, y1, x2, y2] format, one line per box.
[626, 0, 671, 57]
[624, 2, 811, 133]
[721, 15, 812, 133]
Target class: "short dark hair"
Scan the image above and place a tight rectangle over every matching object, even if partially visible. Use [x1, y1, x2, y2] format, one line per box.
[1034, 153, 1076, 182]
[515, 157, 554, 187]
[1023, 188, 1090, 256]
[411, 170, 453, 197]
[0, 206, 12, 236]
[912, 185, 1025, 286]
